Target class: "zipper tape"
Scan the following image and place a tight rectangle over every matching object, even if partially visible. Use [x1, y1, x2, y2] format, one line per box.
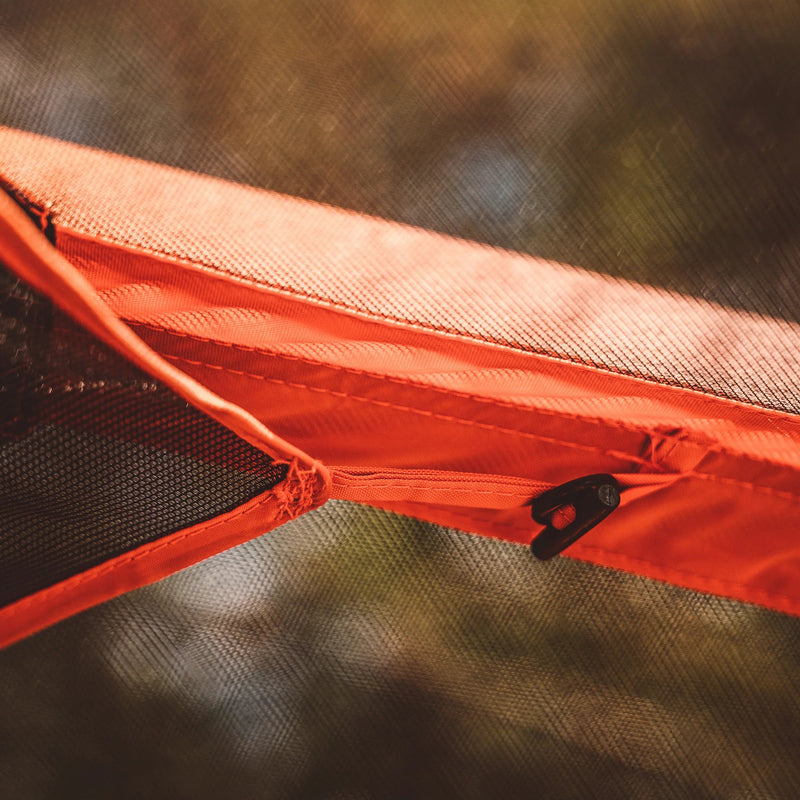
[330, 467, 680, 512]
[330, 467, 552, 510]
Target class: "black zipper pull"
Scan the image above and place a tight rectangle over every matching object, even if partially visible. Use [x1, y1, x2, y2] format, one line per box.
[530, 474, 620, 560]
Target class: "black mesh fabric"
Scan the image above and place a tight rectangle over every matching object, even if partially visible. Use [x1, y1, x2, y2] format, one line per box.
[1, 3, 800, 799]
[1, 0, 798, 320]
[0, 261, 286, 606]
[1, 502, 799, 799]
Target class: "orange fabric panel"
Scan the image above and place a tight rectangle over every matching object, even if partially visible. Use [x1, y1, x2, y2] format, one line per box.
[57, 227, 800, 618]
[2, 127, 800, 620]
[0, 190, 329, 647]
[61, 232, 800, 471]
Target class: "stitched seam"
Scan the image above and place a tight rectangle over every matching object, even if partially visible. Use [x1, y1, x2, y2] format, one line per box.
[165, 353, 800, 504]
[131, 321, 800, 470]
[161, 353, 660, 468]
[3, 465, 313, 619]
[687, 471, 800, 503]
[371, 502, 535, 539]
[132, 322, 663, 435]
[334, 485, 534, 497]
[63, 228, 800, 421]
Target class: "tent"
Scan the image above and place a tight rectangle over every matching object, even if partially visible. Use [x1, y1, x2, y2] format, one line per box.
[1, 2, 799, 797]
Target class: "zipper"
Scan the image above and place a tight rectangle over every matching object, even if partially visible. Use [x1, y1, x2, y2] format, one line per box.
[330, 467, 626, 559]
[331, 467, 552, 510]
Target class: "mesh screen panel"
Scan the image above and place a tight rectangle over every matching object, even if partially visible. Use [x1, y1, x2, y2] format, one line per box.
[1, 501, 799, 799]
[1, 2, 799, 799]
[2, 0, 799, 419]
[1, 0, 799, 319]
[0, 262, 286, 605]
[2, 130, 799, 418]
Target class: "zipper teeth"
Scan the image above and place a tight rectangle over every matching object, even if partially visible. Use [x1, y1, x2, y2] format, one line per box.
[334, 466, 549, 480]
[330, 467, 553, 510]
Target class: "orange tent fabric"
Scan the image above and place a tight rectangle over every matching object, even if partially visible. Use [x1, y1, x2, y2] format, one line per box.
[2, 125, 799, 650]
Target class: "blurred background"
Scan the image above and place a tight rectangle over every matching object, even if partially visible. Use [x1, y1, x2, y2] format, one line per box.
[1, 1, 800, 797]
[1, 0, 799, 314]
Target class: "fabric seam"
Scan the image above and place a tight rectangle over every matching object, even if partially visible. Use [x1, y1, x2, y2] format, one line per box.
[133, 320, 800, 469]
[60, 226, 800, 421]
[161, 353, 662, 469]
[162, 352, 800, 503]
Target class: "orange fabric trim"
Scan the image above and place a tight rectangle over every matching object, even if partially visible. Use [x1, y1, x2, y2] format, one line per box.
[0, 463, 314, 650]
[56, 230, 799, 615]
[61, 236, 800, 617]
[2, 129, 800, 620]
[0, 190, 330, 646]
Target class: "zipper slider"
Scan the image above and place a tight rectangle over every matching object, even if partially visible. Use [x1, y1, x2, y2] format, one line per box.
[530, 474, 621, 560]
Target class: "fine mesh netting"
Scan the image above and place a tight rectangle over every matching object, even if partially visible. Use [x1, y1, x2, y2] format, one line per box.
[0, 261, 286, 605]
[1, 501, 799, 799]
[2, 131, 799, 419]
[2, 0, 800, 420]
[1, 0, 799, 320]
[1, 2, 800, 798]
